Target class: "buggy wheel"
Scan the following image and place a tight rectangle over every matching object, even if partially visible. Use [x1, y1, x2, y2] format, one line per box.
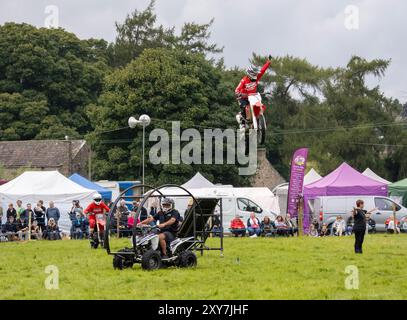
[141, 250, 162, 270]
[113, 249, 135, 270]
[113, 255, 124, 270]
[178, 251, 197, 268]
[257, 114, 266, 145]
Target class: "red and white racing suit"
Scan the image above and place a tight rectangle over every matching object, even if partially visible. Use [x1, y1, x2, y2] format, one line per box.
[84, 202, 110, 231]
[235, 60, 271, 100]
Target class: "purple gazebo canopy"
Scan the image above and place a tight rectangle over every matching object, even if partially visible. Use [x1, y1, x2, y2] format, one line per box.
[304, 162, 388, 197]
[302, 162, 388, 233]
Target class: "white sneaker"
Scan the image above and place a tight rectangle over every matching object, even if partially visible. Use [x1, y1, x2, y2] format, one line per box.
[236, 113, 242, 124]
[250, 234, 258, 238]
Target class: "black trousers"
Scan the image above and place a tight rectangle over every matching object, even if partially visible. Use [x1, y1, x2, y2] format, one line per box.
[354, 229, 365, 253]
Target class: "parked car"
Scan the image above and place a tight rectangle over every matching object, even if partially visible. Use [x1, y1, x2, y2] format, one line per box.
[310, 196, 407, 232]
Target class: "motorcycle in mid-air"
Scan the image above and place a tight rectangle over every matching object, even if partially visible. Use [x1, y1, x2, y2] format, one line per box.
[237, 92, 267, 149]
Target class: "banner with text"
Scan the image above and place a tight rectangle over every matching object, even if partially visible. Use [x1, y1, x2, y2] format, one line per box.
[286, 148, 309, 218]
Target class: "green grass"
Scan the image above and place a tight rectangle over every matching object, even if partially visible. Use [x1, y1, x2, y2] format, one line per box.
[1, 234, 407, 300]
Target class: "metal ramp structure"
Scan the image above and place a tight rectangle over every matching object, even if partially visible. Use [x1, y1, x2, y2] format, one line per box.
[177, 197, 223, 255]
[105, 184, 223, 256]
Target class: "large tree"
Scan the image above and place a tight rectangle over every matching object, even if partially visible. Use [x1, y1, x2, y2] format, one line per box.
[87, 48, 246, 186]
[250, 54, 405, 180]
[0, 23, 109, 140]
[108, 0, 222, 68]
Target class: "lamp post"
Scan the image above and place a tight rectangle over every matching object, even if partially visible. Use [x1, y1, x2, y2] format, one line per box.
[128, 115, 151, 194]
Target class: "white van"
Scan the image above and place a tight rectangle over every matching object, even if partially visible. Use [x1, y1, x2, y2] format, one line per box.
[154, 187, 280, 231]
[310, 196, 407, 232]
[211, 194, 278, 230]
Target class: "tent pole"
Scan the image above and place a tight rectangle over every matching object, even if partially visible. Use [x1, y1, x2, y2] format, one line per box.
[298, 195, 304, 237]
[28, 211, 32, 241]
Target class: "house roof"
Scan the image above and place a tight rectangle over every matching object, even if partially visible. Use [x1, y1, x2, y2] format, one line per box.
[0, 140, 86, 168]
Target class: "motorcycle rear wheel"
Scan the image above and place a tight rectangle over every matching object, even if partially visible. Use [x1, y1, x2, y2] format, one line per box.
[257, 114, 266, 145]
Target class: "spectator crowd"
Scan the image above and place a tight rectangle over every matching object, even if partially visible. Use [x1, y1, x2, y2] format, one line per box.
[227, 212, 407, 238]
[0, 196, 173, 243]
[0, 200, 65, 242]
[229, 213, 298, 237]
[2, 198, 407, 242]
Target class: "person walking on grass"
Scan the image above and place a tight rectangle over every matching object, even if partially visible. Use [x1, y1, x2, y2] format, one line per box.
[352, 200, 377, 254]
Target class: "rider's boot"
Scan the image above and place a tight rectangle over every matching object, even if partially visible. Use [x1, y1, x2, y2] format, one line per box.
[236, 112, 246, 130]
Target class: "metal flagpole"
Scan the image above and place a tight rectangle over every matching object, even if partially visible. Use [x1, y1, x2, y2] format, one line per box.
[128, 115, 151, 196]
[142, 125, 145, 195]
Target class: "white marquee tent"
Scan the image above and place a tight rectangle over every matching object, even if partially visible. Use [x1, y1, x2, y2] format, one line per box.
[304, 168, 323, 185]
[0, 171, 96, 232]
[362, 168, 392, 185]
[181, 172, 215, 189]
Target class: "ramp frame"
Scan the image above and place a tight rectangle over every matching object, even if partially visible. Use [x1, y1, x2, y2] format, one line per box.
[105, 184, 223, 256]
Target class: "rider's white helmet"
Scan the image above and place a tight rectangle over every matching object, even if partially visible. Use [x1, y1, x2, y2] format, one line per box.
[247, 65, 259, 80]
[161, 198, 174, 213]
[93, 193, 102, 204]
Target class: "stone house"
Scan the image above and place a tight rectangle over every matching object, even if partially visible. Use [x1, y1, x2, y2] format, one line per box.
[0, 140, 90, 178]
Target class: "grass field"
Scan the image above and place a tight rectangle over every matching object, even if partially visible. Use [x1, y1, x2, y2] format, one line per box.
[1, 234, 407, 300]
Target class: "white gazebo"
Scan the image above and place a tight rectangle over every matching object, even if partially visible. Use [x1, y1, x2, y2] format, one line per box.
[0, 171, 96, 232]
[362, 168, 392, 185]
[181, 172, 215, 189]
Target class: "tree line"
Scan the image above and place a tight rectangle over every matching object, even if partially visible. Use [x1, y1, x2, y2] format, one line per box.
[0, 0, 405, 185]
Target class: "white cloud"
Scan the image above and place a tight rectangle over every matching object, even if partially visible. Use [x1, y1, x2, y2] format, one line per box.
[0, 0, 405, 101]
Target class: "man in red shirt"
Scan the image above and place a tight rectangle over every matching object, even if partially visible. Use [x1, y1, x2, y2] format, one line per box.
[84, 193, 110, 238]
[235, 55, 271, 126]
[229, 214, 246, 237]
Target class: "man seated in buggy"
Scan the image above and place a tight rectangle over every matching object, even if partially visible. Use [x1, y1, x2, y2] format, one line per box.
[138, 198, 180, 259]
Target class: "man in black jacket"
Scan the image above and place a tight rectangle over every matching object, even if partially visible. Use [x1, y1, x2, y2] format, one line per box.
[6, 203, 17, 220]
[21, 203, 34, 224]
[4, 216, 17, 241]
[16, 217, 29, 241]
[34, 201, 46, 232]
[352, 200, 377, 253]
[132, 199, 148, 222]
[139, 198, 180, 259]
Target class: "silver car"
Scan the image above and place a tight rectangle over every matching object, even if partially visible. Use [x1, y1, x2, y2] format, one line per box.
[310, 195, 407, 232]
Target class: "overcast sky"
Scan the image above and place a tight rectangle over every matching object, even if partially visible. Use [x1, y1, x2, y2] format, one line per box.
[0, 0, 406, 102]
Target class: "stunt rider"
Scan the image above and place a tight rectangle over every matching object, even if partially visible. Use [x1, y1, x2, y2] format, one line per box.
[84, 193, 110, 239]
[235, 55, 272, 128]
[138, 198, 180, 259]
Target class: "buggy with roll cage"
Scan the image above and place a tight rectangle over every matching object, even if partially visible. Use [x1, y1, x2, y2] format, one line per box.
[104, 184, 224, 270]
